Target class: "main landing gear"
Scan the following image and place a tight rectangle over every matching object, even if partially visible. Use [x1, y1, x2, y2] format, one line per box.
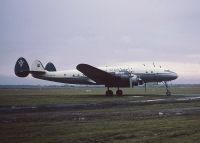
[106, 87, 123, 96]
[163, 81, 171, 96]
[106, 87, 113, 96]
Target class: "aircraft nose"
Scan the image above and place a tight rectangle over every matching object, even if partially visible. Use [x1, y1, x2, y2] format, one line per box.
[172, 72, 178, 80]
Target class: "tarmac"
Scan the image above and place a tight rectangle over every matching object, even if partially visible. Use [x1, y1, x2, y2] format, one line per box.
[0, 94, 200, 116]
[0, 95, 200, 122]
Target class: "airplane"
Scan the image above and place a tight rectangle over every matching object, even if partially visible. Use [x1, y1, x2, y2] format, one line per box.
[14, 57, 178, 96]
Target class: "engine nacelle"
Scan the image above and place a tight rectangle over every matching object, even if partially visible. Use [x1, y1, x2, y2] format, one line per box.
[129, 75, 144, 87]
[115, 71, 130, 78]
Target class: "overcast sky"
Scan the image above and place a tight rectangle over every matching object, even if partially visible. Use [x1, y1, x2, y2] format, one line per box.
[1, 0, 200, 85]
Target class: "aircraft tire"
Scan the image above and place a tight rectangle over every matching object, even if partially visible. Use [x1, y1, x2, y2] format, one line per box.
[116, 90, 123, 96]
[166, 91, 171, 96]
[106, 90, 113, 96]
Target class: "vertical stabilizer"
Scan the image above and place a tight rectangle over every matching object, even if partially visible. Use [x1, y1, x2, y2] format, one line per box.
[31, 60, 45, 72]
[45, 62, 56, 71]
[14, 57, 30, 77]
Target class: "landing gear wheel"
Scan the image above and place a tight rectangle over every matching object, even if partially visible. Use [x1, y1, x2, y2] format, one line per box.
[116, 90, 123, 96]
[106, 90, 113, 96]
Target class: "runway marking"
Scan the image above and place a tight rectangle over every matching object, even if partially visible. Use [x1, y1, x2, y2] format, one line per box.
[145, 99, 165, 102]
[129, 98, 165, 103]
[158, 112, 164, 116]
[131, 96, 144, 98]
[176, 96, 200, 101]
[11, 106, 37, 109]
[129, 96, 200, 103]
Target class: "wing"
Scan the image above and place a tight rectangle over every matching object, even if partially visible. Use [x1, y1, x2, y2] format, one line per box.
[76, 64, 128, 87]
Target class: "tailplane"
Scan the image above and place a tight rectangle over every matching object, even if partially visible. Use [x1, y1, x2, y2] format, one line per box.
[15, 57, 30, 77]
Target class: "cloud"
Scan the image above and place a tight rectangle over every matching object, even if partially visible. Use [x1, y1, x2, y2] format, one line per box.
[0, 0, 200, 84]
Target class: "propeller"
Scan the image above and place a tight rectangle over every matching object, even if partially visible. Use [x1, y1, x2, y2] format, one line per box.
[129, 76, 137, 87]
[129, 74, 144, 88]
[129, 78, 133, 88]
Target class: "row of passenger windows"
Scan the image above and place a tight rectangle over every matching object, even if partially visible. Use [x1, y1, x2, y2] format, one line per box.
[63, 74, 83, 77]
[146, 71, 154, 74]
[108, 68, 155, 73]
[108, 68, 155, 74]
[63, 70, 156, 77]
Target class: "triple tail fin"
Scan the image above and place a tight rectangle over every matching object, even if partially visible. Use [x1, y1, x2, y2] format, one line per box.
[15, 57, 46, 78]
[15, 57, 30, 77]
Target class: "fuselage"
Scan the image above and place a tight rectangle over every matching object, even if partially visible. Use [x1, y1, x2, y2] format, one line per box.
[32, 64, 178, 87]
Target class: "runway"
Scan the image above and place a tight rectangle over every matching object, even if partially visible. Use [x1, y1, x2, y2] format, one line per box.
[0, 94, 200, 114]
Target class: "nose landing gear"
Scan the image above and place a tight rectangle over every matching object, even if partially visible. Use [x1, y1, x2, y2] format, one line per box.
[163, 81, 171, 96]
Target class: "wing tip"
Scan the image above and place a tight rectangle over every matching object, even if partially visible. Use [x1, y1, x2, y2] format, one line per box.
[76, 63, 88, 70]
